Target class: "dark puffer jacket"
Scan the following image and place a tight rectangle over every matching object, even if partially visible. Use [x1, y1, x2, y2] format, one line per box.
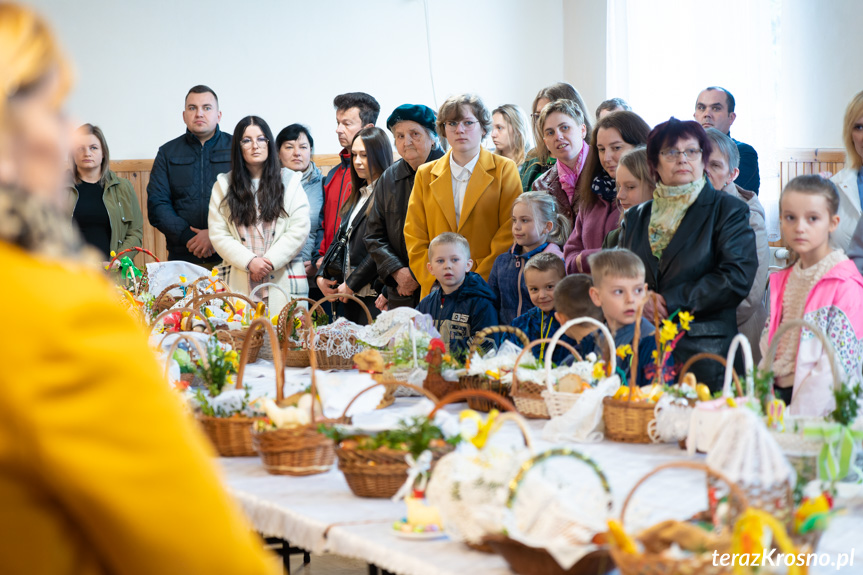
[619, 179, 757, 391]
[146, 127, 232, 263]
[417, 272, 499, 356]
[365, 147, 445, 307]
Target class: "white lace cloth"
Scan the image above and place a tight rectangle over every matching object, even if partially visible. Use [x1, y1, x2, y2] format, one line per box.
[355, 308, 440, 349]
[312, 318, 366, 358]
[145, 261, 210, 296]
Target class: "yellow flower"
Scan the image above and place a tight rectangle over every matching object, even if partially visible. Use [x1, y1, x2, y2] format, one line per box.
[179, 275, 188, 286]
[659, 320, 678, 344]
[678, 311, 694, 331]
[616, 344, 632, 359]
[651, 350, 659, 361]
[204, 307, 214, 318]
[271, 313, 280, 326]
[592, 361, 606, 380]
[110, 251, 116, 258]
[210, 268, 219, 278]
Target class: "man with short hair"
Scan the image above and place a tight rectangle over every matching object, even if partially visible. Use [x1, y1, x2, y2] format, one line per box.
[313, 92, 379, 269]
[694, 86, 760, 194]
[147, 85, 232, 264]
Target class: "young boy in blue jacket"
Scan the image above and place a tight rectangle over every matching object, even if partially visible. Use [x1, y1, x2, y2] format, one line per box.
[552, 274, 605, 363]
[417, 232, 498, 357]
[587, 249, 666, 387]
[508, 253, 577, 365]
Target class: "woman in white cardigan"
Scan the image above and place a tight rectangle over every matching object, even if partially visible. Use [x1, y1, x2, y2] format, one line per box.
[831, 90, 863, 251]
[209, 116, 310, 314]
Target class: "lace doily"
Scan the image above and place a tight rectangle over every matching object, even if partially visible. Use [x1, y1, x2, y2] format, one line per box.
[355, 308, 440, 349]
[648, 395, 695, 443]
[145, 261, 210, 297]
[311, 318, 366, 359]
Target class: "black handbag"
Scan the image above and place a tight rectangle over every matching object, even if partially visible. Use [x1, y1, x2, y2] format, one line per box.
[319, 225, 352, 282]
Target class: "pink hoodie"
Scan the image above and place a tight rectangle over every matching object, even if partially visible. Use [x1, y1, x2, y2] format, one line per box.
[762, 259, 863, 416]
[563, 196, 620, 274]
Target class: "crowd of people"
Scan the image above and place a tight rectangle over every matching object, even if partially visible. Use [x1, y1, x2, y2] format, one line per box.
[68, 76, 863, 413]
[5, 2, 863, 573]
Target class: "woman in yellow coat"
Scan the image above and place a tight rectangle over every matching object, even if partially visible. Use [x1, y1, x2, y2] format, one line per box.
[0, 6, 276, 574]
[404, 94, 522, 298]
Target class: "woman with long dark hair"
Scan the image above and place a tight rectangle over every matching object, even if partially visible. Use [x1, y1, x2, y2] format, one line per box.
[209, 115, 310, 312]
[316, 126, 393, 323]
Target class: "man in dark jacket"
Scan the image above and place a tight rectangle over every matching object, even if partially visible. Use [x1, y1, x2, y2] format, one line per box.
[366, 104, 445, 310]
[312, 92, 380, 269]
[147, 85, 232, 264]
[694, 87, 760, 194]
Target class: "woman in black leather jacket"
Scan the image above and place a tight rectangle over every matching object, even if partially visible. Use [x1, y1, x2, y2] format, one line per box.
[316, 127, 392, 324]
[365, 104, 445, 310]
[619, 118, 757, 391]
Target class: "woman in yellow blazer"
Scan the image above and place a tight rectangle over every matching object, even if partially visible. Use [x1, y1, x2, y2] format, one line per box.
[405, 94, 522, 298]
[0, 6, 276, 574]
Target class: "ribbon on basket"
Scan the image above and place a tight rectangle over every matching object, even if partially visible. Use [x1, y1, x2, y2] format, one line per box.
[391, 449, 434, 502]
[803, 422, 863, 483]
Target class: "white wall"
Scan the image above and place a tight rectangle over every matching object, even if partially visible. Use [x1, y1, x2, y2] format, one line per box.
[779, 0, 863, 149]
[562, 0, 607, 117]
[24, 0, 564, 159]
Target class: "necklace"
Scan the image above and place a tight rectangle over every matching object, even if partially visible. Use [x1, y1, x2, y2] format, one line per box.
[539, 311, 553, 361]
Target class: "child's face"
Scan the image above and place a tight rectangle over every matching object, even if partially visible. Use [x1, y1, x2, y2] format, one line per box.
[780, 190, 839, 264]
[511, 202, 551, 251]
[589, 275, 647, 332]
[427, 243, 473, 294]
[554, 312, 599, 343]
[525, 268, 561, 312]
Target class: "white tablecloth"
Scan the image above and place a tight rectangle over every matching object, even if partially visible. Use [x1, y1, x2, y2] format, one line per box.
[218, 364, 863, 575]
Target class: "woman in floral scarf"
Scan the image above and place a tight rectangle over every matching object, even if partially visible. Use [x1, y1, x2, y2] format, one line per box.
[618, 118, 758, 390]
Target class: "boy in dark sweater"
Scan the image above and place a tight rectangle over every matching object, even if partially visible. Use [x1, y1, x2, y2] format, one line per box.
[553, 274, 605, 362]
[417, 232, 498, 356]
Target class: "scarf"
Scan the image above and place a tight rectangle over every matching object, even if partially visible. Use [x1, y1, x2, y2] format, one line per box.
[556, 140, 589, 202]
[591, 172, 617, 203]
[647, 176, 706, 259]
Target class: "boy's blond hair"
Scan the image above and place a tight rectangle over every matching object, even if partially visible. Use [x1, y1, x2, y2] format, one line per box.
[553, 274, 603, 321]
[428, 232, 471, 260]
[588, 248, 645, 287]
[524, 252, 565, 279]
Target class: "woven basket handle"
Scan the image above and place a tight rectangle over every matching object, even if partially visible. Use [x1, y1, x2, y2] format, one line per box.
[678, 353, 742, 397]
[236, 317, 285, 394]
[277, 297, 319, 353]
[764, 319, 841, 392]
[191, 274, 232, 294]
[511, 338, 581, 395]
[109, 246, 160, 265]
[506, 448, 611, 509]
[309, 293, 373, 324]
[303, 306, 322, 423]
[191, 292, 238, 316]
[722, 334, 755, 399]
[428, 389, 516, 417]
[466, 325, 530, 366]
[162, 333, 209, 381]
[490, 411, 536, 454]
[544, 318, 616, 393]
[153, 282, 199, 310]
[618, 461, 749, 530]
[337, 381, 440, 422]
[151, 307, 213, 336]
[249, 282, 292, 315]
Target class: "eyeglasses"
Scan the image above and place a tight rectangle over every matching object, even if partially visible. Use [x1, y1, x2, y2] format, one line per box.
[530, 113, 542, 123]
[445, 120, 478, 130]
[240, 136, 269, 149]
[660, 147, 702, 161]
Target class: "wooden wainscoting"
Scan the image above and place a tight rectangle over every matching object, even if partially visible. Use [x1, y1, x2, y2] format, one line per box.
[109, 154, 345, 266]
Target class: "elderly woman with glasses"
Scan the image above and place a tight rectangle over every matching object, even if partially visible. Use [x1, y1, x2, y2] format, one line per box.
[619, 118, 758, 391]
[209, 115, 311, 310]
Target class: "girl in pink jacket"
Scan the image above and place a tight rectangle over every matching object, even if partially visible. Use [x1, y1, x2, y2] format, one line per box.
[760, 175, 863, 416]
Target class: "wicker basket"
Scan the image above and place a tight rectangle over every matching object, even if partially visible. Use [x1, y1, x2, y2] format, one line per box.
[308, 293, 373, 370]
[152, 306, 213, 341]
[663, 353, 741, 449]
[247, 282, 292, 361]
[601, 303, 655, 443]
[331, 382, 446, 498]
[459, 325, 529, 412]
[108, 246, 160, 296]
[511, 338, 581, 419]
[193, 292, 266, 362]
[275, 297, 318, 367]
[251, 320, 335, 475]
[608, 461, 749, 575]
[482, 448, 614, 575]
[541, 317, 616, 419]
